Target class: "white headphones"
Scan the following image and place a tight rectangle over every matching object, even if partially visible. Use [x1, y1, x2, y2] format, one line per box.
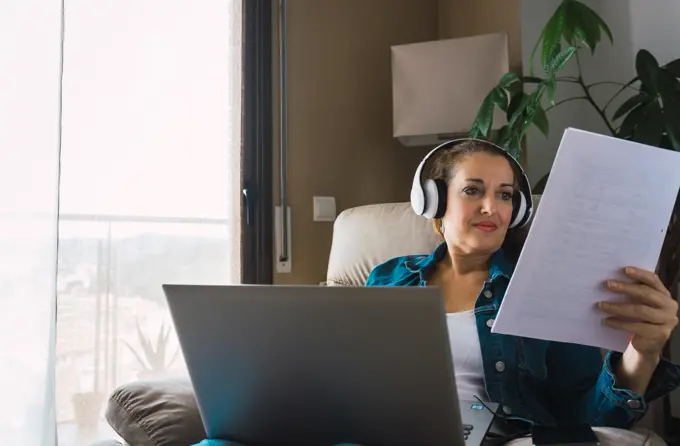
[410, 138, 533, 229]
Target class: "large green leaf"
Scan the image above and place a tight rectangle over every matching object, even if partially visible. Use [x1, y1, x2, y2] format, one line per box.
[507, 91, 530, 128]
[541, 4, 566, 73]
[572, 27, 594, 52]
[546, 46, 578, 74]
[522, 76, 545, 84]
[663, 111, 680, 151]
[562, 1, 578, 45]
[470, 94, 496, 138]
[658, 69, 680, 149]
[508, 134, 523, 160]
[589, 7, 613, 43]
[636, 49, 660, 94]
[571, 1, 612, 48]
[495, 125, 512, 147]
[533, 105, 550, 137]
[633, 101, 663, 146]
[613, 93, 648, 121]
[666, 58, 680, 78]
[499, 72, 521, 89]
[529, 28, 545, 77]
[546, 76, 558, 105]
[544, 43, 561, 74]
[532, 172, 550, 194]
[660, 134, 674, 151]
[566, 2, 599, 51]
[491, 87, 509, 112]
[617, 104, 645, 139]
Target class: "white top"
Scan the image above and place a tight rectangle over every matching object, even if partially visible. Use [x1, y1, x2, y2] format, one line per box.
[446, 311, 488, 401]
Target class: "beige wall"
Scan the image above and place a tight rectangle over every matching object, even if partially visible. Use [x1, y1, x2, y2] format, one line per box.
[272, 0, 438, 284]
[438, 0, 523, 74]
[272, 0, 523, 285]
[438, 0, 526, 166]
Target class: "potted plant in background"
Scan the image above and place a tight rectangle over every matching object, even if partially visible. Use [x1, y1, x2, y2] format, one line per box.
[124, 319, 180, 380]
[469, 0, 680, 298]
[72, 389, 105, 431]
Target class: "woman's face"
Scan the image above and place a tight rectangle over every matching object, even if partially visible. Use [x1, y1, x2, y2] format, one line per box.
[441, 152, 515, 255]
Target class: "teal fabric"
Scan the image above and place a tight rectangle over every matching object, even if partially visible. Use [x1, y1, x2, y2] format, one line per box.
[366, 241, 680, 428]
[192, 441, 245, 446]
[192, 442, 360, 446]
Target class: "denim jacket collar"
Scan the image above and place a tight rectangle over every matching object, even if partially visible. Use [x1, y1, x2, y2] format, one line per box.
[405, 241, 513, 282]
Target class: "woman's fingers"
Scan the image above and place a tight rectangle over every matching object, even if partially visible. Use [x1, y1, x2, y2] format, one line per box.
[605, 280, 668, 308]
[598, 301, 669, 324]
[623, 267, 669, 296]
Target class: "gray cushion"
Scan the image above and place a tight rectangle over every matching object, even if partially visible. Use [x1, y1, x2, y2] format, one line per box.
[105, 377, 205, 446]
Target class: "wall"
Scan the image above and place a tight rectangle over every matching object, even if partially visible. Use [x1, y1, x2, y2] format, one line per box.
[629, 0, 680, 66]
[520, 0, 637, 186]
[438, 0, 523, 75]
[272, 0, 438, 284]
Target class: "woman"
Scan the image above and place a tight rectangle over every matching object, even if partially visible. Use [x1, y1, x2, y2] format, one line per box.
[366, 138, 680, 429]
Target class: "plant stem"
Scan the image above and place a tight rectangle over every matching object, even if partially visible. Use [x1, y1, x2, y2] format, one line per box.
[557, 77, 580, 83]
[587, 81, 640, 91]
[575, 52, 616, 135]
[545, 96, 589, 112]
[580, 81, 616, 135]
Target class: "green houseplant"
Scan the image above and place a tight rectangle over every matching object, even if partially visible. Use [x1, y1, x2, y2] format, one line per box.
[469, 0, 680, 295]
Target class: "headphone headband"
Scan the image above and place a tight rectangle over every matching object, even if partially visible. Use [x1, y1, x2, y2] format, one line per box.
[410, 138, 533, 228]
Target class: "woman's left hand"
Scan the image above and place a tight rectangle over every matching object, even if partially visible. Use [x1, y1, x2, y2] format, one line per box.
[598, 267, 678, 360]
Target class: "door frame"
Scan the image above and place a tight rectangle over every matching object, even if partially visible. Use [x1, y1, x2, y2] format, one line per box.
[241, 0, 274, 284]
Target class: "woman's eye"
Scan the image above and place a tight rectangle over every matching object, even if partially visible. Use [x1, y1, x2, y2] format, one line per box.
[500, 191, 513, 201]
[463, 187, 480, 196]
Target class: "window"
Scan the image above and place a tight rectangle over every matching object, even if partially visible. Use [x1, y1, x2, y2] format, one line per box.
[53, 1, 273, 444]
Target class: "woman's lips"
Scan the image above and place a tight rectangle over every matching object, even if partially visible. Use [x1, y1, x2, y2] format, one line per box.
[473, 222, 498, 232]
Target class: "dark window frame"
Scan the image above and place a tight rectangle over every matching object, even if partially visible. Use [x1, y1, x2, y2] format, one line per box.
[241, 0, 273, 284]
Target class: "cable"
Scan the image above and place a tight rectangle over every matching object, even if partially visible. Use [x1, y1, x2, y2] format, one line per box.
[472, 395, 533, 445]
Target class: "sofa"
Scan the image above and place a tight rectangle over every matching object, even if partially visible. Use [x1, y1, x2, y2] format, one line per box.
[98, 200, 666, 446]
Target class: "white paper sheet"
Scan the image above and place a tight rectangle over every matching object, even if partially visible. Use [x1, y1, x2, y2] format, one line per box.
[492, 128, 680, 352]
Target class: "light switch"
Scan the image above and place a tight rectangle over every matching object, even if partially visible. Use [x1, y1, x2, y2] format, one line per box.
[313, 196, 336, 222]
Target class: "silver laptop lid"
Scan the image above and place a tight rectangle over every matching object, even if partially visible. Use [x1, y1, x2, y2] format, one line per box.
[164, 284, 465, 446]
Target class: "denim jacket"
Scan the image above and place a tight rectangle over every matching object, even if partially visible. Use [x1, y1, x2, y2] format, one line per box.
[365, 242, 680, 428]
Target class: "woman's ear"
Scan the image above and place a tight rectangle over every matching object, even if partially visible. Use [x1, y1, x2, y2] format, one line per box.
[432, 218, 444, 239]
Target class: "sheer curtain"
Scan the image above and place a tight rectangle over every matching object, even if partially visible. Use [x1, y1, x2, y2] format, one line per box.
[56, 1, 242, 445]
[1, 0, 242, 445]
[0, 0, 63, 444]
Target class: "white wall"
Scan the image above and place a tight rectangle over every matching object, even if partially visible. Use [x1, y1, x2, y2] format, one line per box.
[520, 0, 637, 186]
[630, 0, 680, 66]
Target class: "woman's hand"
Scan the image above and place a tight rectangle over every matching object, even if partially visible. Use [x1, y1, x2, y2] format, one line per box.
[598, 266, 678, 394]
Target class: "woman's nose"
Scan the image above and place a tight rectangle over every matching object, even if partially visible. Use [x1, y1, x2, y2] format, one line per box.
[480, 194, 497, 215]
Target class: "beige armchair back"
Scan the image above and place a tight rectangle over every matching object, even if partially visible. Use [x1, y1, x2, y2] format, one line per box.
[326, 198, 540, 286]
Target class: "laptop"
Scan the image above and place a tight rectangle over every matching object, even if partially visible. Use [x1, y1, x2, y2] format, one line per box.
[164, 284, 499, 446]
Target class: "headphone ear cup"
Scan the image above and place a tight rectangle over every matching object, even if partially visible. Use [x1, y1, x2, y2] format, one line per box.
[432, 179, 447, 219]
[421, 179, 439, 219]
[510, 192, 521, 227]
[509, 191, 528, 229]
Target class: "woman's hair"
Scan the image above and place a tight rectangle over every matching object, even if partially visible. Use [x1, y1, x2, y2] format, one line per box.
[426, 140, 520, 238]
